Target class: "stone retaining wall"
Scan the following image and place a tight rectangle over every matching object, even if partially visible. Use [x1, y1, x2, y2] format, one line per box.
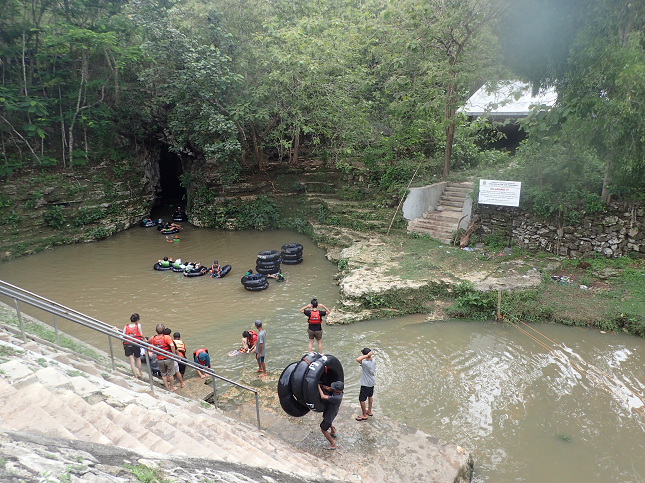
[479, 204, 645, 257]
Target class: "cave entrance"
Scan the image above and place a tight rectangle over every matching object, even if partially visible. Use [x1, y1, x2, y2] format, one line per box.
[158, 145, 186, 208]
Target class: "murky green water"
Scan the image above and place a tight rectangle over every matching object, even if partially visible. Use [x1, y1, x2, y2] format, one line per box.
[1, 224, 644, 482]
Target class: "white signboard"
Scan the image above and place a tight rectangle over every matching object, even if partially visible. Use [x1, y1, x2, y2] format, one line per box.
[479, 179, 522, 207]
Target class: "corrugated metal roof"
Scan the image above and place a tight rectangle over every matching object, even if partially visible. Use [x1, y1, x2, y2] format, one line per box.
[460, 81, 557, 119]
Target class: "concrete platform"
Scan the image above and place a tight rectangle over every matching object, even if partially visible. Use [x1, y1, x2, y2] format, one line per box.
[227, 400, 473, 483]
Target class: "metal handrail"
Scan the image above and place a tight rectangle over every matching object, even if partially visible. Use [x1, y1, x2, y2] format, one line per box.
[0, 279, 261, 429]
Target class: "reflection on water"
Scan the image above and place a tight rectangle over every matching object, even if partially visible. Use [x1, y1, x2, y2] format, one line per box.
[1, 226, 644, 482]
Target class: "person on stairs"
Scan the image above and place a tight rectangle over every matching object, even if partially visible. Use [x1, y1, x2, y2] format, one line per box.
[150, 324, 178, 392]
[193, 348, 211, 379]
[163, 327, 185, 389]
[173, 332, 187, 381]
[122, 313, 144, 379]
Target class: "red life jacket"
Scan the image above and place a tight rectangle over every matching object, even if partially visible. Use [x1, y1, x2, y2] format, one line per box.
[247, 330, 258, 345]
[194, 348, 208, 365]
[151, 334, 172, 359]
[123, 324, 142, 346]
[308, 310, 321, 324]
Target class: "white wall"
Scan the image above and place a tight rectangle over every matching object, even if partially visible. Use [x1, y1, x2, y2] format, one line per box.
[402, 182, 447, 220]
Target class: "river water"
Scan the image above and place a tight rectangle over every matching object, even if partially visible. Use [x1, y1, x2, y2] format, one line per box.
[0, 225, 644, 482]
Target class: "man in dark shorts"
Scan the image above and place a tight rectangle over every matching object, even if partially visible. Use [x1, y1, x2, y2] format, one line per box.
[355, 348, 375, 421]
[122, 313, 144, 379]
[318, 381, 344, 450]
[300, 298, 331, 353]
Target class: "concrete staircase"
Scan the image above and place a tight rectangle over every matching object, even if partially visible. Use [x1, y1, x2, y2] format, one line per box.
[407, 181, 473, 243]
[0, 326, 355, 482]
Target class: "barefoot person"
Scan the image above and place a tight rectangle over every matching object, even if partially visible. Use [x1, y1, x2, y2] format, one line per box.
[241, 330, 257, 353]
[150, 324, 178, 391]
[355, 348, 375, 421]
[300, 298, 330, 353]
[255, 320, 266, 376]
[122, 313, 144, 379]
[318, 381, 344, 450]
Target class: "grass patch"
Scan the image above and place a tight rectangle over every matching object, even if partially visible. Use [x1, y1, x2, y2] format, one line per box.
[66, 370, 88, 378]
[0, 345, 23, 357]
[37, 357, 48, 367]
[21, 322, 101, 361]
[125, 463, 172, 483]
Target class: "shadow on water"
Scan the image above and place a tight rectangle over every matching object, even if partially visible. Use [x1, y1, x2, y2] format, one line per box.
[1, 226, 645, 482]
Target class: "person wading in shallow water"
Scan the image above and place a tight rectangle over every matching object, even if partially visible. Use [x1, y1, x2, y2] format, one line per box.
[300, 298, 330, 353]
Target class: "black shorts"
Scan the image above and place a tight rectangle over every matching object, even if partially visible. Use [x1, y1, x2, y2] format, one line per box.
[124, 344, 138, 357]
[178, 362, 186, 375]
[320, 420, 333, 432]
[359, 385, 374, 402]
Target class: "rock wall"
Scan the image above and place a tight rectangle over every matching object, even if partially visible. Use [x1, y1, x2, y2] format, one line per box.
[479, 204, 645, 257]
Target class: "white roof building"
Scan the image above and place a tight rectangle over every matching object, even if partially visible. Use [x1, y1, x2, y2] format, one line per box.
[460, 81, 557, 120]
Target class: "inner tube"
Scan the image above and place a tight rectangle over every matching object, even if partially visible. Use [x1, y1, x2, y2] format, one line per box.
[160, 227, 179, 235]
[172, 265, 186, 272]
[244, 282, 269, 291]
[290, 352, 322, 405]
[282, 243, 303, 255]
[183, 267, 206, 277]
[257, 250, 281, 262]
[140, 220, 158, 227]
[278, 362, 310, 417]
[302, 354, 344, 412]
[255, 265, 281, 275]
[281, 258, 303, 265]
[153, 262, 172, 271]
[211, 264, 231, 278]
[172, 213, 188, 222]
[241, 274, 267, 287]
[256, 259, 281, 269]
[280, 253, 302, 261]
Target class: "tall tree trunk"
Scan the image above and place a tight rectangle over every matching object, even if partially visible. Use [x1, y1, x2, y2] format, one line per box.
[291, 127, 300, 166]
[601, 157, 612, 203]
[59, 86, 66, 167]
[69, 48, 88, 167]
[443, 82, 456, 178]
[249, 122, 264, 171]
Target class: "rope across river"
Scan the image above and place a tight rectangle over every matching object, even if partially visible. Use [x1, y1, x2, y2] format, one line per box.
[502, 312, 645, 419]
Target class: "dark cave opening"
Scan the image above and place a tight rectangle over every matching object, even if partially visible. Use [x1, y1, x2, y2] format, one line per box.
[158, 145, 186, 208]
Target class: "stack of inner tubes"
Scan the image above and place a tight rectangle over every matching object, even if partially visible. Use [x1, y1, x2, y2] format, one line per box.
[241, 273, 268, 291]
[278, 353, 344, 417]
[281, 243, 303, 265]
[256, 250, 281, 275]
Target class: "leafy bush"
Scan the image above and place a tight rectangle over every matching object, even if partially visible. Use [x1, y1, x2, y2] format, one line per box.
[195, 196, 281, 230]
[1, 211, 21, 226]
[89, 227, 110, 239]
[44, 205, 65, 229]
[73, 208, 106, 226]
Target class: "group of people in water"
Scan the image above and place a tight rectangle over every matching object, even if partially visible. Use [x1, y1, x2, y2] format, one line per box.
[157, 257, 227, 278]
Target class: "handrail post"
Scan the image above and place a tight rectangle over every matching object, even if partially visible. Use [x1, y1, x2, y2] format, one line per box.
[108, 334, 115, 371]
[145, 349, 154, 394]
[211, 375, 218, 409]
[53, 314, 59, 345]
[255, 392, 261, 430]
[13, 298, 26, 343]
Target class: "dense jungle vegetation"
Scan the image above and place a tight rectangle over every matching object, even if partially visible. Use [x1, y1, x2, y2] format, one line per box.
[1, 0, 644, 214]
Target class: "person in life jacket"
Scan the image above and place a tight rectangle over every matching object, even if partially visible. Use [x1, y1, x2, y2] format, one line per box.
[267, 272, 286, 282]
[193, 348, 210, 379]
[241, 330, 258, 353]
[150, 324, 178, 391]
[123, 313, 144, 379]
[173, 332, 187, 378]
[210, 260, 221, 278]
[173, 258, 183, 269]
[158, 256, 173, 268]
[300, 298, 331, 353]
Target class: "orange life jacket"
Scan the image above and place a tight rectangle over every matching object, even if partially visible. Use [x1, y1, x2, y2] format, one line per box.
[308, 310, 321, 324]
[151, 334, 173, 359]
[123, 324, 142, 346]
[193, 348, 208, 365]
[247, 330, 258, 345]
[174, 339, 186, 357]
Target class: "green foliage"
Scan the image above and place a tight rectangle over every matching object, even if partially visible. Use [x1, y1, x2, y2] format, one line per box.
[337, 258, 348, 271]
[44, 205, 66, 229]
[88, 227, 110, 239]
[23, 191, 42, 209]
[73, 208, 106, 227]
[0, 211, 21, 226]
[194, 196, 281, 230]
[125, 464, 171, 483]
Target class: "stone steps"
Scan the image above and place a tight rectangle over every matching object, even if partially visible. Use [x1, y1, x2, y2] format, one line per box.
[0, 326, 355, 482]
[408, 181, 473, 243]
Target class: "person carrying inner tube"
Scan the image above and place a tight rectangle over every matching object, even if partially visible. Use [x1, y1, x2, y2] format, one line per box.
[210, 260, 221, 278]
[300, 298, 330, 353]
[318, 381, 344, 450]
[193, 348, 210, 379]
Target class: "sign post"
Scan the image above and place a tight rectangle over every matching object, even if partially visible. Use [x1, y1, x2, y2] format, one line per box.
[478, 180, 522, 248]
